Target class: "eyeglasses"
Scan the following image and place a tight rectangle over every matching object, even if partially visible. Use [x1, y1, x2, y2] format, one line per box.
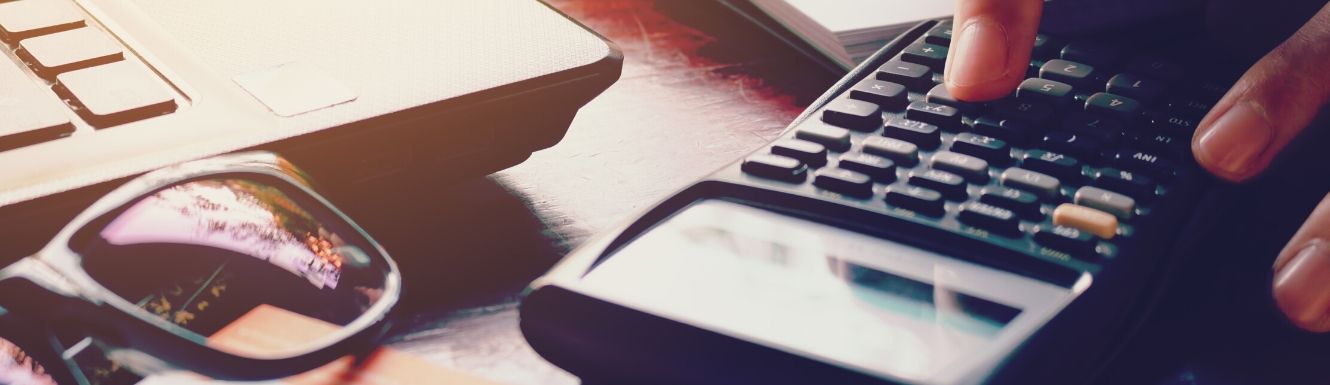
[0, 152, 402, 383]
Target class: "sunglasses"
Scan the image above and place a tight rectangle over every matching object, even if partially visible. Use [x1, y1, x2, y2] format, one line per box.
[0, 152, 402, 384]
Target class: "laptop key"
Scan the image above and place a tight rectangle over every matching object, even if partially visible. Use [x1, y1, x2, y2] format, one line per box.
[0, 0, 84, 42]
[57, 61, 176, 127]
[0, 57, 73, 149]
[19, 27, 123, 77]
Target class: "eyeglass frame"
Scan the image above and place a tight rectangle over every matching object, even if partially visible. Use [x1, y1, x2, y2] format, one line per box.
[0, 151, 403, 382]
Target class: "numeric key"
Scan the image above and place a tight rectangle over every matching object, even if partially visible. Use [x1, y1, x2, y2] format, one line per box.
[1085, 92, 1141, 121]
[1040, 59, 1095, 88]
[1017, 78, 1074, 106]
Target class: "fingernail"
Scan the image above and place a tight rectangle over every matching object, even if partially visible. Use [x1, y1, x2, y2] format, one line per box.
[1273, 240, 1330, 331]
[1195, 102, 1273, 177]
[948, 19, 1010, 87]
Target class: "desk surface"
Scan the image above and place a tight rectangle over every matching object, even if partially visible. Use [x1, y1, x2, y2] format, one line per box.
[361, 1, 1330, 385]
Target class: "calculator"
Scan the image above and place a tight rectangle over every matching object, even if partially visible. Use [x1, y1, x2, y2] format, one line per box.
[521, 19, 1235, 385]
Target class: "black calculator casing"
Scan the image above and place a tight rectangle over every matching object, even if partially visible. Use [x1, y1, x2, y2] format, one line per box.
[521, 20, 1232, 385]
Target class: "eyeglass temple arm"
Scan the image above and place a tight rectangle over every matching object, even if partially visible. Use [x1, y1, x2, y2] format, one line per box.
[0, 257, 86, 317]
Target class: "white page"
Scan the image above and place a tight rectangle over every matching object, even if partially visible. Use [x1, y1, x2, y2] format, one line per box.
[782, 0, 953, 35]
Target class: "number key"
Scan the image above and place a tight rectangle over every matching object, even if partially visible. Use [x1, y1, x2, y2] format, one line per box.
[1040, 59, 1095, 88]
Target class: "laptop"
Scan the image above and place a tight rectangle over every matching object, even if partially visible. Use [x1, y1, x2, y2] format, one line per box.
[0, 0, 621, 255]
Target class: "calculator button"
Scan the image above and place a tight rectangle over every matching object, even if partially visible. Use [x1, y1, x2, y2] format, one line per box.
[1106, 74, 1165, 103]
[926, 84, 981, 113]
[980, 187, 1041, 220]
[924, 22, 953, 45]
[930, 152, 990, 183]
[771, 139, 828, 168]
[1060, 41, 1120, 68]
[0, 0, 84, 42]
[814, 169, 874, 198]
[1017, 78, 1074, 107]
[1053, 204, 1118, 239]
[886, 186, 945, 216]
[1061, 112, 1123, 144]
[1074, 186, 1136, 219]
[837, 153, 897, 182]
[1039, 132, 1101, 161]
[877, 60, 932, 90]
[1001, 168, 1061, 199]
[1095, 168, 1156, 200]
[850, 79, 908, 110]
[742, 154, 807, 183]
[56, 61, 176, 127]
[1033, 225, 1097, 256]
[1085, 92, 1141, 121]
[1022, 150, 1081, 182]
[19, 27, 122, 77]
[950, 133, 1010, 163]
[796, 123, 852, 152]
[905, 101, 962, 131]
[1040, 59, 1095, 88]
[822, 98, 883, 132]
[1031, 34, 1059, 58]
[862, 136, 920, 166]
[1113, 150, 1172, 179]
[909, 169, 967, 201]
[958, 202, 1019, 235]
[1127, 56, 1184, 82]
[883, 118, 941, 149]
[901, 41, 948, 68]
[1151, 112, 1199, 136]
[991, 98, 1054, 126]
[973, 117, 1034, 146]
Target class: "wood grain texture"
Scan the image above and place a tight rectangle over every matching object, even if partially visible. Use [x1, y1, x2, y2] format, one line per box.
[368, 1, 835, 384]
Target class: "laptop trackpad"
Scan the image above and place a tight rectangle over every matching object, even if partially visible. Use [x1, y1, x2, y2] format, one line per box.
[233, 62, 356, 117]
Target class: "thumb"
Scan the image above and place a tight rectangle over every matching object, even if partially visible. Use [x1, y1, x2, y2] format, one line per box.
[1191, 2, 1330, 182]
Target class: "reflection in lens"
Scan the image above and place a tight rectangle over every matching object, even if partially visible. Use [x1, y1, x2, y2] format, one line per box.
[0, 337, 57, 385]
[75, 178, 391, 357]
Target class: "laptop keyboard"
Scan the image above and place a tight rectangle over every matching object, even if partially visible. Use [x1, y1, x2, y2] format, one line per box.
[0, 0, 177, 150]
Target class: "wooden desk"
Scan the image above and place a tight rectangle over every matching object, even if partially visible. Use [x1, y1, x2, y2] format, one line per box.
[355, 1, 1330, 385]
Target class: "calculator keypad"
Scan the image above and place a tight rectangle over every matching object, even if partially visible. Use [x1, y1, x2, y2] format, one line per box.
[739, 21, 1223, 263]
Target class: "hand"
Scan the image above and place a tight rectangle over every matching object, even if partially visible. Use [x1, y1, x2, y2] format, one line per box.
[945, 0, 1330, 331]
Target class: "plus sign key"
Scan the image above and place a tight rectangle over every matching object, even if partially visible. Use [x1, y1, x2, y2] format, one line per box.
[902, 41, 948, 68]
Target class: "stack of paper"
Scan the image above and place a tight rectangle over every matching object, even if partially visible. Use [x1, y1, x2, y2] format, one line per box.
[748, 0, 954, 69]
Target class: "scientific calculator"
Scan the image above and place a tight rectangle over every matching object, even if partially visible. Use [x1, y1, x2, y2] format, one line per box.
[521, 19, 1235, 385]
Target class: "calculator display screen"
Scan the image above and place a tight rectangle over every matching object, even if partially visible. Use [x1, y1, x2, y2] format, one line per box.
[580, 200, 1082, 384]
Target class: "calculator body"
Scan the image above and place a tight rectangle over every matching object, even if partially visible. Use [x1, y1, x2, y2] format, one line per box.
[521, 20, 1230, 385]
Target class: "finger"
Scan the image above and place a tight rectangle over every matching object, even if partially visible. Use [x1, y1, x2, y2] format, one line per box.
[1273, 192, 1330, 332]
[1190, 2, 1330, 182]
[944, 0, 1043, 101]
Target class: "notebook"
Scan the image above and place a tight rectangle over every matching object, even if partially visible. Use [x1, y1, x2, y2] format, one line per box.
[729, 0, 953, 70]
